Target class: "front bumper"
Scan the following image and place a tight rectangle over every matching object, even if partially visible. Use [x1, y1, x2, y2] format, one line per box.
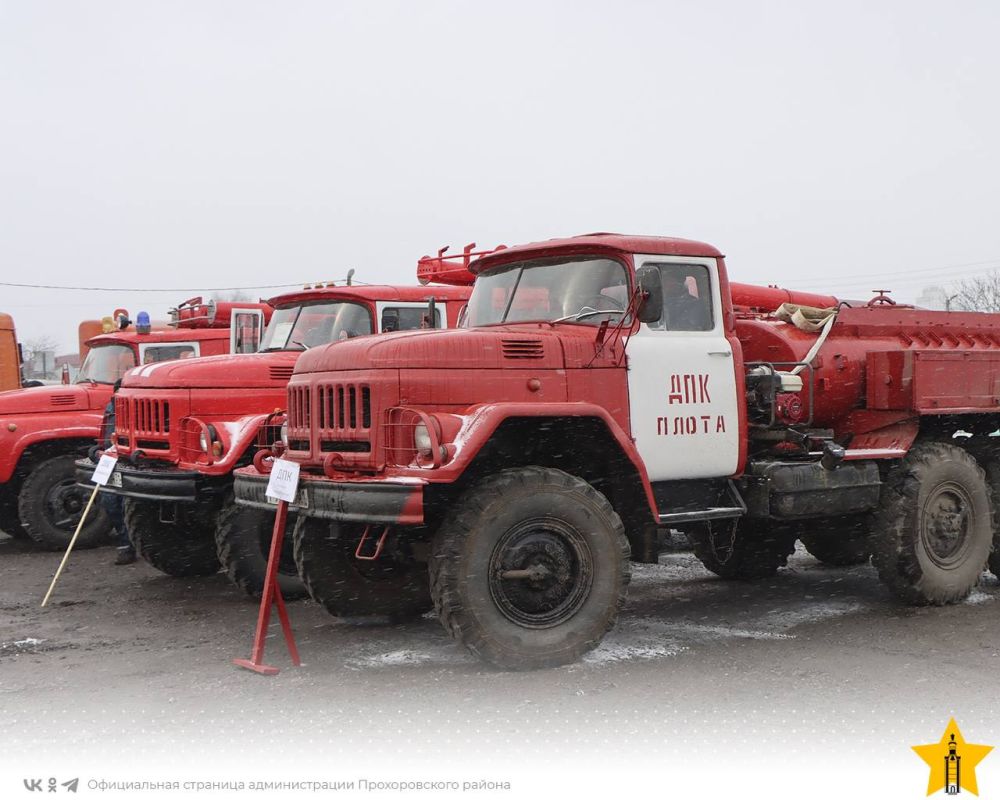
[233, 470, 425, 524]
[75, 458, 231, 503]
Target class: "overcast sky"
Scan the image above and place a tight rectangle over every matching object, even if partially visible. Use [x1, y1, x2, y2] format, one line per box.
[2, 1, 999, 353]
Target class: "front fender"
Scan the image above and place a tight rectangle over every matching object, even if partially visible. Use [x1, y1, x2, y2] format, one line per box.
[0, 411, 103, 483]
[176, 412, 273, 476]
[421, 402, 659, 523]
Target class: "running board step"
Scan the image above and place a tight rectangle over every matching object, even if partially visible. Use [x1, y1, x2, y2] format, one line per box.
[652, 478, 747, 527]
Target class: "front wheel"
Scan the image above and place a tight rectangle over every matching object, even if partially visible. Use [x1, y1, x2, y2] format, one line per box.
[430, 467, 630, 670]
[293, 517, 432, 624]
[18, 455, 110, 550]
[215, 495, 308, 600]
[124, 499, 221, 577]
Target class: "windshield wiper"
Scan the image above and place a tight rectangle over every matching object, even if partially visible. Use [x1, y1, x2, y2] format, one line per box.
[552, 309, 627, 323]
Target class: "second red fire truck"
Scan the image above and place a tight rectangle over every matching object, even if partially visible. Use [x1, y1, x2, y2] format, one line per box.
[78, 282, 470, 600]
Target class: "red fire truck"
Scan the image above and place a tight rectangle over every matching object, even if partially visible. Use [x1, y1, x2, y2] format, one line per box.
[77, 283, 470, 600]
[235, 233, 1000, 669]
[0, 298, 269, 549]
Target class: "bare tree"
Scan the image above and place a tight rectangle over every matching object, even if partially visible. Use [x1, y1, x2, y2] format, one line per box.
[211, 290, 255, 303]
[22, 335, 58, 379]
[950, 272, 1000, 312]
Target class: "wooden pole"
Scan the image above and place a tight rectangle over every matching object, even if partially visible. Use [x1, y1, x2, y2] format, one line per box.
[41, 483, 101, 607]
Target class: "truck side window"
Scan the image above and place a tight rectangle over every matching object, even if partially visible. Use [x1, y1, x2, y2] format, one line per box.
[644, 264, 713, 332]
[143, 345, 197, 364]
[381, 307, 442, 332]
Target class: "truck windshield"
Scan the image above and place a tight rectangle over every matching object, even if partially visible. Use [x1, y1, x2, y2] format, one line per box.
[76, 344, 136, 384]
[259, 301, 373, 351]
[466, 257, 630, 327]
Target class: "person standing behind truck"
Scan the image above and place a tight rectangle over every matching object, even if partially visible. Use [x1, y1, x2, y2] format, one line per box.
[96, 380, 135, 565]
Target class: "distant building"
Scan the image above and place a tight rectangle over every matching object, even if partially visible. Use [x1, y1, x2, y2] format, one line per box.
[915, 285, 948, 311]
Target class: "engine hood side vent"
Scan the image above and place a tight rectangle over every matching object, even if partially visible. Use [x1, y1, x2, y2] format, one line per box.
[269, 365, 295, 382]
[50, 394, 77, 406]
[501, 338, 545, 359]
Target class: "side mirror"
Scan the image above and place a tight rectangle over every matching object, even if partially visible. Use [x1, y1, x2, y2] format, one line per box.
[635, 265, 663, 324]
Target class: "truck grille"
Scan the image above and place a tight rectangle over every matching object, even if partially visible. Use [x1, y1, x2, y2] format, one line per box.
[115, 396, 172, 449]
[317, 383, 371, 431]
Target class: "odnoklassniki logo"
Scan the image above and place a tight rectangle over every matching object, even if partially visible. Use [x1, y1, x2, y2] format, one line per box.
[913, 719, 993, 795]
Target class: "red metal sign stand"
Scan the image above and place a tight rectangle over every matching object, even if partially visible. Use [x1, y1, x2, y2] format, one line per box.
[233, 499, 302, 675]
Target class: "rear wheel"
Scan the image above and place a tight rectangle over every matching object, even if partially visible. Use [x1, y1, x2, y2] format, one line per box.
[215, 494, 307, 600]
[690, 518, 796, 579]
[872, 442, 991, 605]
[18, 455, 110, 550]
[125, 499, 221, 577]
[293, 517, 432, 624]
[430, 467, 630, 670]
[799, 515, 871, 566]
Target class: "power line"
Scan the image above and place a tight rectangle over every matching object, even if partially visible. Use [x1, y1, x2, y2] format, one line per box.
[0, 280, 310, 292]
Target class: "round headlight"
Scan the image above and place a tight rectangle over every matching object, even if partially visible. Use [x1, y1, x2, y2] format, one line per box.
[279, 421, 288, 446]
[414, 422, 432, 455]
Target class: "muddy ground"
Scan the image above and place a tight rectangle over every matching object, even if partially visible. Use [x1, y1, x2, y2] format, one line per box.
[1, 527, 999, 796]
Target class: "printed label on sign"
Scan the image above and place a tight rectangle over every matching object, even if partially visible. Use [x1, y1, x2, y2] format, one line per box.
[265, 459, 301, 503]
[91, 454, 119, 486]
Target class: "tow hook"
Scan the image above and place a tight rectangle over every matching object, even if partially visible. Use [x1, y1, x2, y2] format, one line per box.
[355, 525, 390, 561]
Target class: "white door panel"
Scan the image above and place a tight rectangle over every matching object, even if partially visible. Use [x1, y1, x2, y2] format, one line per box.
[627, 255, 740, 481]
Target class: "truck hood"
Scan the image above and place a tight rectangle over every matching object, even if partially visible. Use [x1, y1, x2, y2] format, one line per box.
[121, 351, 300, 390]
[0, 383, 98, 415]
[293, 327, 568, 374]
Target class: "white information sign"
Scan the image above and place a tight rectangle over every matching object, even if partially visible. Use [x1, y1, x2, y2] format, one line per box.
[265, 459, 301, 503]
[91, 454, 119, 487]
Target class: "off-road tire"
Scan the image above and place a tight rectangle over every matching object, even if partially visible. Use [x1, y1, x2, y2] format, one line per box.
[984, 461, 1000, 578]
[690, 518, 796, 580]
[293, 516, 432, 624]
[872, 442, 991, 605]
[429, 467, 631, 670]
[125, 498, 221, 577]
[800, 515, 871, 567]
[18, 455, 110, 550]
[215, 494, 307, 600]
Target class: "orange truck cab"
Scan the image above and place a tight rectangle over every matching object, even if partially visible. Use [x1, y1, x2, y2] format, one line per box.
[0, 314, 21, 393]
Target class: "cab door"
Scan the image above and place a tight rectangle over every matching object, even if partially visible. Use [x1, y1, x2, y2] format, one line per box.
[626, 254, 740, 480]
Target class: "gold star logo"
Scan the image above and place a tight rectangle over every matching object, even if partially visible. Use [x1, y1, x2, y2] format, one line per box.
[913, 719, 993, 796]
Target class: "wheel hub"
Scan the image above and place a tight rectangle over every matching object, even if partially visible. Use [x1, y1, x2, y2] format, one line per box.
[45, 479, 85, 531]
[489, 520, 593, 628]
[922, 483, 973, 567]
